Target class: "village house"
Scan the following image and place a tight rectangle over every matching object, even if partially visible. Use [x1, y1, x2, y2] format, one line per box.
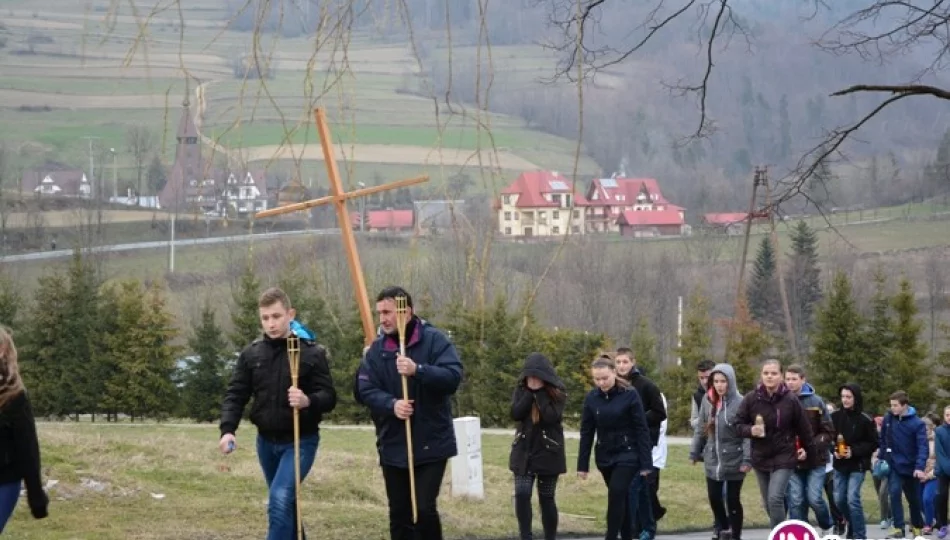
[159, 87, 269, 217]
[413, 199, 465, 236]
[349, 208, 414, 233]
[496, 171, 587, 238]
[21, 164, 93, 199]
[702, 212, 762, 235]
[584, 176, 686, 236]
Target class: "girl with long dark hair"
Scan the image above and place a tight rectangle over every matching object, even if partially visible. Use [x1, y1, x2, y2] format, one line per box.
[0, 327, 48, 533]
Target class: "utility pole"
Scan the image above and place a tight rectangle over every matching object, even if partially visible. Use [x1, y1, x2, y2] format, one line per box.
[81, 136, 101, 195]
[723, 167, 765, 361]
[763, 168, 801, 362]
[110, 148, 118, 200]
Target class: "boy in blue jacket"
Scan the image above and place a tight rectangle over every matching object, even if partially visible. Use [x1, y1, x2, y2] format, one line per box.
[878, 390, 928, 538]
[934, 406, 950, 539]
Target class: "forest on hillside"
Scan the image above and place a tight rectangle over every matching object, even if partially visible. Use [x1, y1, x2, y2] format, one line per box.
[222, 0, 950, 214]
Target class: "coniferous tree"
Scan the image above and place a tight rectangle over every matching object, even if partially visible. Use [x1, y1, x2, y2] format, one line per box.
[60, 251, 103, 420]
[861, 270, 895, 412]
[786, 221, 822, 355]
[665, 286, 714, 432]
[809, 271, 868, 407]
[890, 277, 932, 406]
[719, 297, 770, 393]
[18, 272, 70, 417]
[630, 315, 658, 380]
[182, 302, 231, 422]
[230, 261, 261, 351]
[747, 236, 782, 332]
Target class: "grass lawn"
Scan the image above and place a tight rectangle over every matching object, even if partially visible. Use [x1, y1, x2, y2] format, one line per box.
[4, 423, 889, 539]
[0, 76, 186, 96]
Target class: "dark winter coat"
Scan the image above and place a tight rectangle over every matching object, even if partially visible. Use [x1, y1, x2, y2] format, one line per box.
[357, 316, 463, 469]
[509, 353, 567, 476]
[0, 391, 48, 519]
[577, 383, 652, 473]
[935, 424, 950, 478]
[622, 369, 667, 446]
[878, 405, 928, 477]
[220, 332, 337, 443]
[735, 382, 815, 472]
[831, 383, 878, 473]
[690, 364, 751, 482]
[794, 382, 835, 469]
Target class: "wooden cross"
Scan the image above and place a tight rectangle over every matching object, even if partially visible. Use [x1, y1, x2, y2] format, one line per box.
[254, 107, 429, 345]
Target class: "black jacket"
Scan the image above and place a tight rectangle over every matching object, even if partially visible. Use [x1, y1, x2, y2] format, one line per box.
[623, 369, 667, 446]
[357, 316, 463, 469]
[219, 332, 337, 443]
[577, 383, 653, 472]
[831, 383, 878, 473]
[0, 391, 48, 519]
[509, 353, 567, 476]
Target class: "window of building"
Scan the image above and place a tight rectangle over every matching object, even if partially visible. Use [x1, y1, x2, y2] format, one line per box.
[503, 195, 511, 205]
[552, 226, 560, 234]
[504, 227, 511, 235]
[504, 211, 511, 221]
[573, 210, 580, 219]
[553, 210, 560, 219]
[572, 226, 580, 233]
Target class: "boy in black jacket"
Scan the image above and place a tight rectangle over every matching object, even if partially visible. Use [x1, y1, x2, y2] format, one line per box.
[218, 287, 336, 540]
[831, 383, 877, 540]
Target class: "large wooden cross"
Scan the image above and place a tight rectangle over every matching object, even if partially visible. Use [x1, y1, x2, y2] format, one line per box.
[255, 108, 429, 345]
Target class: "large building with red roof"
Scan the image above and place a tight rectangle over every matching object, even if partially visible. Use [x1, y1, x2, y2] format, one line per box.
[585, 176, 686, 236]
[496, 171, 589, 238]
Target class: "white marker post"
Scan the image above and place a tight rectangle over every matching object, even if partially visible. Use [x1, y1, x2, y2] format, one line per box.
[450, 416, 484, 499]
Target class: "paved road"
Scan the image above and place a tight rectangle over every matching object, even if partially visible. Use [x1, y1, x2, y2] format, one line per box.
[0, 228, 345, 263]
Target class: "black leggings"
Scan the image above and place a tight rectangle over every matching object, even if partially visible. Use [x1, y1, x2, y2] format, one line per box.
[514, 474, 559, 540]
[936, 474, 950, 528]
[599, 465, 637, 540]
[706, 477, 744, 540]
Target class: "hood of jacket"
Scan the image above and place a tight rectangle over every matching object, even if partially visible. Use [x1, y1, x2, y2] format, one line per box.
[521, 352, 565, 390]
[708, 363, 742, 401]
[838, 383, 864, 414]
[799, 382, 816, 397]
[904, 406, 918, 419]
[755, 381, 790, 402]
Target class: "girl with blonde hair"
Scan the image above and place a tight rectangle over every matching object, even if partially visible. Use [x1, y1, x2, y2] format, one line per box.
[0, 327, 48, 532]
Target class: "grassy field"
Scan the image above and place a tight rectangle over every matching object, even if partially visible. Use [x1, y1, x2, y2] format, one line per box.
[0, 0, 602, 196]
[5, 423, 889, 540]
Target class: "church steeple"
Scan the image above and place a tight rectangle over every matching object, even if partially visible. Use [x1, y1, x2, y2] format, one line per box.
[159, 79, 203, 211]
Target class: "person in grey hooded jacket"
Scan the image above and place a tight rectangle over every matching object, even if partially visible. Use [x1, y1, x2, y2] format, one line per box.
[690, 363, 751, 540]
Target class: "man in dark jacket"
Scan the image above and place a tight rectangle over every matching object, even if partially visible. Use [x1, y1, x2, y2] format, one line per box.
[784, 365, 835, 535]
[219, 287, 337, 540]
[616, 347, 667, 539]
[691, 359, 716, 435]
[878, 390, 928, 538]
[357, 286, 463, 540]
[831, 383, 877, 540]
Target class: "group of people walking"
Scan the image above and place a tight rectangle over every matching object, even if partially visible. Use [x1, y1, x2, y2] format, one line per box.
[3, 282, 950, 540]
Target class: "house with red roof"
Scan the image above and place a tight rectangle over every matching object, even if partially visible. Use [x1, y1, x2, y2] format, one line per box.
[585, 176, 686, 235]
[702, 212, 763, 235]
[496, 171, 589, 238]
[349, 208, 414, 233]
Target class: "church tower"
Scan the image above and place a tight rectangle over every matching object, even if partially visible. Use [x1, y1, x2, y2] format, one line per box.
[159, 80, 203, 211]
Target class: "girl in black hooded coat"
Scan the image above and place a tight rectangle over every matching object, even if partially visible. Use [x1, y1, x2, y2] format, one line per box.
[509, 352, 568, 540]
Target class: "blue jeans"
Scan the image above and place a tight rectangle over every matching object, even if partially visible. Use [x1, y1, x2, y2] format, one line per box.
[833, 470, 866, 538]
[889, 468, 924, 530]
[628, 472, 655, 537]
[257, 433, 319, 540]
[787, 467, 833, 529]
[923, 478, 938, 527]
[0, 481, 20, 534]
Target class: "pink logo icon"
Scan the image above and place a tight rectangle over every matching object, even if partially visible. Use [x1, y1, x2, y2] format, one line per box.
[768, 520, 820, 540]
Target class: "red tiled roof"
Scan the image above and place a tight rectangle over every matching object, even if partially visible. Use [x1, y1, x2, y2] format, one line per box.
[587, 177, 669, 207]
[704, 212, 750, 225]
[619, 209, 685, 227]
[350, 209, 413, 229]
[500, 171, 591, 208]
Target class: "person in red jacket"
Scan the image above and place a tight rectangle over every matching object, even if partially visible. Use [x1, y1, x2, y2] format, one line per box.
[0, 327, 49, 533]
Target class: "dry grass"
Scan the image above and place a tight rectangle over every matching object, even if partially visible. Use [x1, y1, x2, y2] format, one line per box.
[5, 423, 888, 539]
[5, 209, 166, 228]
[0, 89, 179, 110]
